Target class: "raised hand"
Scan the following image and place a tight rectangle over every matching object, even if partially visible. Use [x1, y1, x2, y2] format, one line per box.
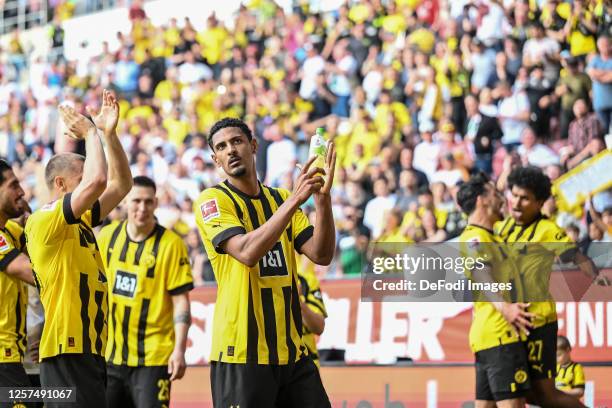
[293, 156, 325, 205]
[86, 89, 119, 137]
[317, 142, 336, 196]
[59, 104, 96, 139]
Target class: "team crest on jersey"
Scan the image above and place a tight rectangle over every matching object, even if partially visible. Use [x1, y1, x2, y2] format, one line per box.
[0, 233, 10, 253]
[143, 253, 156, 268]
[200, 199, 220, 223]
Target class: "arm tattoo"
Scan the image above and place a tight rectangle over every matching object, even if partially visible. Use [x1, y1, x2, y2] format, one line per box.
[174, 311, 192, 325]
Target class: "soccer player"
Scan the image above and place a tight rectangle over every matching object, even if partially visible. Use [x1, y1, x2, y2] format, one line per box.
[98, 176, 193, 408]
[457, 173, 533, 407]
[555, 335, 585, 399]
[0, 159, 35, 408]
[298, 269, 327, 368]
[496, 166, 605, 408]
[194, 117, 336, 407]
[25, 90, 132, 408]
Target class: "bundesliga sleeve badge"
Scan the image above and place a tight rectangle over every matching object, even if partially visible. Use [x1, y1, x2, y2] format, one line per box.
[201, 199, 220, 223]
[0, 232, 11, 254]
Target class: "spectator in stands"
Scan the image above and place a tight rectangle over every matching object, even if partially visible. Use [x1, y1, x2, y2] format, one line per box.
[564, 99, 605, 168]
[587, 35, 612, 133]
[412, 122, 440, 181]
[496, 80, 530, 149]
[556, 54, 592, 138]
[363, 177, 396, 240]
[517, 126, 560, 168]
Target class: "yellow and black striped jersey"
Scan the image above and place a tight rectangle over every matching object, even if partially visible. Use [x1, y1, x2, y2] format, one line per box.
[25, 194, 107, 360]
[459, 224, 525, 353]
[556, 362, 585, 391]
[0, 220, 28, 363]
[194, 180, 313, 365]
[298, 270, 327, 368]
[97, 221, 194, 367]
[496, 215, 576, 329]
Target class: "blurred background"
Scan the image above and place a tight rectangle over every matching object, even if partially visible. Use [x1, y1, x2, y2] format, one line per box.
[1, 0, 611, 405]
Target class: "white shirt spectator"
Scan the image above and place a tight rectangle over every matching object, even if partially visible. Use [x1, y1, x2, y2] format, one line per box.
[363, 194, 396, 239]
[413, 140, 440, 180]
[182, 146, 213, 169]
[299, 54, 325, 100]
[517, 143, 560, 168]
[265, 137, 296, 185]
[499, 91, 530, 144]
[178, 61, 213, 85]
[431, 169, 464, 188]
[329, 54, 357, 97]
[362, 69, 383, 104]
[476, 1, 506, 46]
[523, 37, 560, 65]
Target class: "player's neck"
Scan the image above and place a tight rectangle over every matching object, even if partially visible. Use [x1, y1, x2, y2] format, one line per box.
[126, 220, 156, 242]
[0, 212, 7, 229]
[226, 171, 260, 197]
[468, 211, 494, 232]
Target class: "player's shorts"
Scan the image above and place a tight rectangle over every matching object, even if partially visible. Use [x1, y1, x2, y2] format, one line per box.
[106, 364, 171, 408]
[40, 354, 106, 408]
[475, 342, 531, 402]
[525, 321, 558, 381]
[211, 356, 331, 408]
[0, 362, 33, 408]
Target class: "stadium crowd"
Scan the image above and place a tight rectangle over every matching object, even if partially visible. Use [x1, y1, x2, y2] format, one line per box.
[1, 0, 612, 285]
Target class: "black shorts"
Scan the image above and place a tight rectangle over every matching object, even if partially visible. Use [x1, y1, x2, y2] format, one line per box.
[525, 321, 558, 381]
[106, 364, 170, 408]
[40, 354, 107, 408]
[0, 363, 33, 408]
[475, 342, 531, 402]
[211, 357, 331, 408]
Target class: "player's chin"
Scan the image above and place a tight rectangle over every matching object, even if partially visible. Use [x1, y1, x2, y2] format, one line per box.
[228, 166, 247, 177]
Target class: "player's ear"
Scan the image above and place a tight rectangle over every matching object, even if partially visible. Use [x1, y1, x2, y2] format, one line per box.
[251, 137, 258, 153]
[54, 175, 65, 192]
[211, 153, 220, 168]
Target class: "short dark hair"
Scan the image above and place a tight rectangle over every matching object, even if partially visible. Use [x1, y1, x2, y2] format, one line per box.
[208, 117, 253, 150]
[557, 335, 571, 351]
[0, 159, 12, 186]
[507, 166, 551, 202]
[133, 176, 156, 193]
[456, 172, 491, 215]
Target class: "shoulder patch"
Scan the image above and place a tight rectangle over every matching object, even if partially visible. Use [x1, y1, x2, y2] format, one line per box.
[41, 200, 58, 212]
[468, 237, 480, 249]
[200, 199, 220, 223]
[0, 232, 11, 253]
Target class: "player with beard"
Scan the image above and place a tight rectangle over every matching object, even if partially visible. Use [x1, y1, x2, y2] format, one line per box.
[496, 166, 607, 408]
[194, 117, 336, 407]
[0, 159, 35, 408]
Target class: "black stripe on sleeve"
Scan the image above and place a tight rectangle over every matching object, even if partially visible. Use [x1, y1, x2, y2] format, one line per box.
[91, 200, 101, 227]
[137, 298, 150, 366]
[93, 291, 105, 355]
[19, 233, 26, 251]
[108, 303, 118, 363]
[121, 305, 132, 364]
[79, 273, 91, 354]
[147, 226, 165, 278]
[305, 299, 326, 317]
[0, 248, 20, 271]
[15, 292, 24, 357]
[211, 226, 246, 254]
[168, 282, 194, 296]
[106, 221, 124, 265]
[282, 285, 296, 363]
[260, 288, 279, 365]
[246, 278, 259, 363]
[294, 226, 314, 254]
[62, 193, 80, 224]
